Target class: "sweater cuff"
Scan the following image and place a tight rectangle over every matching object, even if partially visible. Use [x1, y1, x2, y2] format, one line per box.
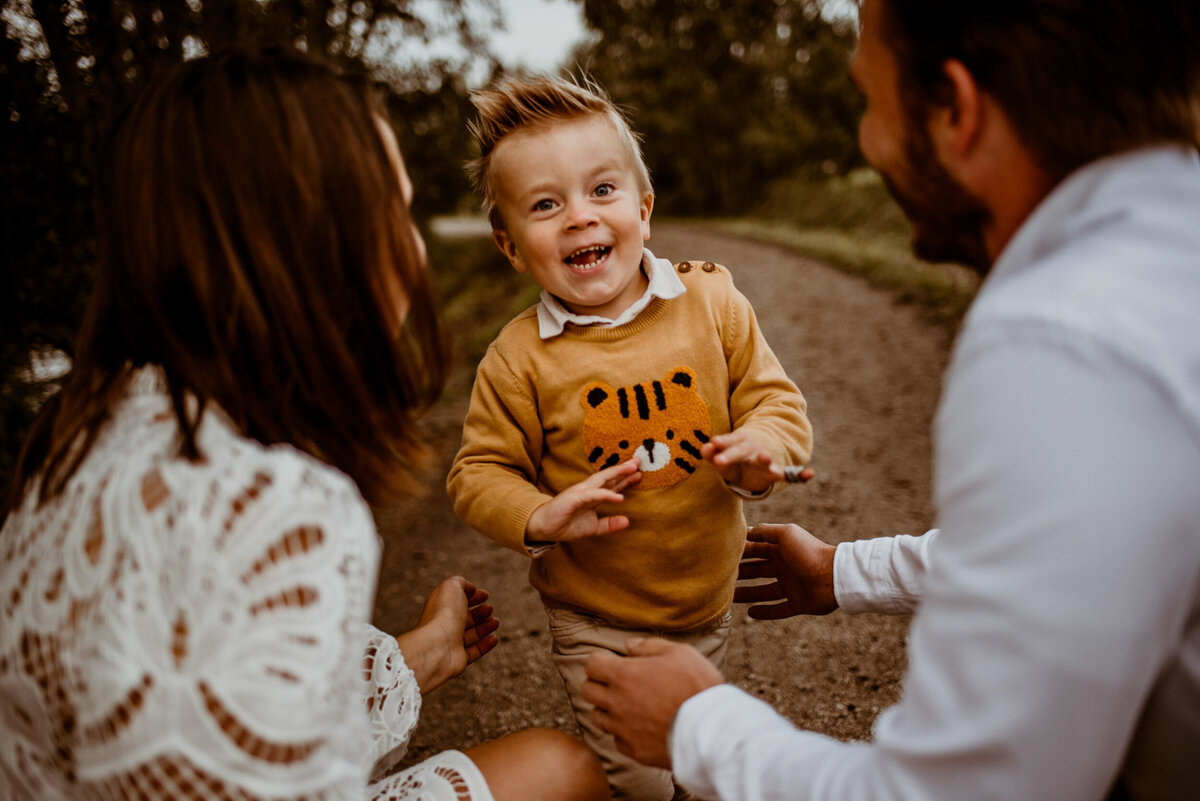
[502, 493, 554, 557]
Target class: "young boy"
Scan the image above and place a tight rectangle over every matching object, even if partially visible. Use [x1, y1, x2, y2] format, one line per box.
[447, 75, 813, 800]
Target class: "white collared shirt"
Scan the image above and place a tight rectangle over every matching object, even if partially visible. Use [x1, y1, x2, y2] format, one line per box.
[535, 247, 686, 339]
[672, 145, 1200, 801]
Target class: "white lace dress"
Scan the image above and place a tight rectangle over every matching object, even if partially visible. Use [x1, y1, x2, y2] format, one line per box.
[0, 369, 494, 801]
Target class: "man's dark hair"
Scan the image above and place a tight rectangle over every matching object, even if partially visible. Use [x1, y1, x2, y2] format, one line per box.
[880, 0, 1200, 182]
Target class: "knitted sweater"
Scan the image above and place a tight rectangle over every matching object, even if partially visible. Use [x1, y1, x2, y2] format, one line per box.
[447, 261, 812, 630]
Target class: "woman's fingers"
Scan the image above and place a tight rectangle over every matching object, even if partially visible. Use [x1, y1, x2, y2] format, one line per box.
[468, 602, 494, 625]
[464, 616, 500, 646]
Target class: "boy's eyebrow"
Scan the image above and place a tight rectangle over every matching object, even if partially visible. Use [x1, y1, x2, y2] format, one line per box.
[509, 159, 629, 202]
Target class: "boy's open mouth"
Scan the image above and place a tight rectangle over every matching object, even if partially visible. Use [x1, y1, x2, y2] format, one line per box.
[564, 245, 612, 269]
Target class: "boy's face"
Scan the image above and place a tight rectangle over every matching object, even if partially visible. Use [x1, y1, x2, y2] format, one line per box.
[491, 114, 654, 319]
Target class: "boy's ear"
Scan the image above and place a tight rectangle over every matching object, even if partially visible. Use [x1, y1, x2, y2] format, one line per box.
[492, 228, 526, 273]
[640, 192, 654, 241]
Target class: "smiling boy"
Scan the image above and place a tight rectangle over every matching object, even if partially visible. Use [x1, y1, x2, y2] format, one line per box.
[447, 75, 813, 801]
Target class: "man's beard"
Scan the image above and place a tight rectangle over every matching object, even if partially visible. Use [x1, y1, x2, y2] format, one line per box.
[880, 113, 993, 274]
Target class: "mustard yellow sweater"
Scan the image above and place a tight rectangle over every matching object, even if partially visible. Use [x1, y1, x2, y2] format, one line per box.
[447, 261, 812, 630]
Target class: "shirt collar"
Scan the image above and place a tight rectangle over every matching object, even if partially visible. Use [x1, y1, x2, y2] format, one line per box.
[536, 247, 686, 339]
[990, 144, 1200, 284]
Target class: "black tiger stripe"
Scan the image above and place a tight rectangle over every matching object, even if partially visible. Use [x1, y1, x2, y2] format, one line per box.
[617, 388, 629, 418]
[602, 453, 620, 468]
[652, 381, 666, 410]
[588, 447, 604, 463]
[633, 384, 650, 419]
[694, 430, 710, 443]
[681, 440, 702, 459]
[674, 458, 696, 473]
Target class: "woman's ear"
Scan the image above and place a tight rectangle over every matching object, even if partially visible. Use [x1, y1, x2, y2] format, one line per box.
[492, 228, 526, 273]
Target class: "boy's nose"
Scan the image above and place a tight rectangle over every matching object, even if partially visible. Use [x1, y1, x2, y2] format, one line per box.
[563, 199, 599, 230]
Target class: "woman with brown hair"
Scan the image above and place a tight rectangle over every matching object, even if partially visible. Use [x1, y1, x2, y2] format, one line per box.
[0, 48, 608, 801]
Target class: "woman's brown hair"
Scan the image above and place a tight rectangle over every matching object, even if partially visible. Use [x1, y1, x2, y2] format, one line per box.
[9, 47, 445, 510]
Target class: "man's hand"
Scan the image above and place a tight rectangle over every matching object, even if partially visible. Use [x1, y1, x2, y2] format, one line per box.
[735, 523, 838, 618]
[581, 638, 723, 769]
[526, 458, 642, 543]
[700, 429, 785, 494]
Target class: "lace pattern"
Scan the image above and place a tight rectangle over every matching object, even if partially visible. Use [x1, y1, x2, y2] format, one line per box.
[0, 367, 492, 801]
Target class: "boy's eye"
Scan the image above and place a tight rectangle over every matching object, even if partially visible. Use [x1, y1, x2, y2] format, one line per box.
[594, 183, 615, 197]
[532, 199, 556, 213]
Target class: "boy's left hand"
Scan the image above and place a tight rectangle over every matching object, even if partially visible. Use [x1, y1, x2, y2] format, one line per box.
[700, 429, 784, 494]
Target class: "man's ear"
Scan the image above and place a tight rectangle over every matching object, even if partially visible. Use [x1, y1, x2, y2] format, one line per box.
[492, 228, 526, 273]
[640, 192, 654, 241]
[930, 59, 984, 162]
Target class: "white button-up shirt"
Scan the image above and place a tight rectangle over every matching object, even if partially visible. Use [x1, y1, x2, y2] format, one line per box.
[672, 145, 1200, 801]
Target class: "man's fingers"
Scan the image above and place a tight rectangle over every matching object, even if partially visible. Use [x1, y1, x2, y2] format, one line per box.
[747, 602, 800, 621]
[584, 651, 622, 685]
[746, 523, 788, 544]
[733, 581, 784, 604]
[625, 636, 675, 657]
[580, 677, 613, 715]
[741, 539, 773, 559]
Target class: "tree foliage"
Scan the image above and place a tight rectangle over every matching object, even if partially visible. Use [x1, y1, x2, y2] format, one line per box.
[574, 0, 862, 215]
[0, 0, 491, 492]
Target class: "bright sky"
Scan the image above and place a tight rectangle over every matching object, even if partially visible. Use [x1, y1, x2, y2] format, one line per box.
[487, 0, 858, 73]
[489, 0, 590, 73]
[392, 0, 858, 86]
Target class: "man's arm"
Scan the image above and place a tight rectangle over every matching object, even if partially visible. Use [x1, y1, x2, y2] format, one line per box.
[589, 337, 1200, 800]
[734, 522, 936, 619]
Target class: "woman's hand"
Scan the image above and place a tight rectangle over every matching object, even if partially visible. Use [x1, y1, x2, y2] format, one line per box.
[395, 576, 500, 694]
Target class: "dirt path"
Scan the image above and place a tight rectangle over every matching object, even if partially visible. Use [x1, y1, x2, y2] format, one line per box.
[372, 223, 955, 763]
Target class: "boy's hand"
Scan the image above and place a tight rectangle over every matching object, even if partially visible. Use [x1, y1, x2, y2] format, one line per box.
[526, 458, 642, 543]
[701, 429, 784, 494]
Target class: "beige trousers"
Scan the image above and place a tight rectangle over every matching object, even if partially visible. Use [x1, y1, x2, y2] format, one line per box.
[546, 606, 733, 801]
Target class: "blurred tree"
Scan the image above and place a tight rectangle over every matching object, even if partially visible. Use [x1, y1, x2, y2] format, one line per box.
[0, 0, 492, 493]
[573, 0, 862, 215]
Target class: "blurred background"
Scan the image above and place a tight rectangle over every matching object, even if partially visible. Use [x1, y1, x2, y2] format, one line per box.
[1, 0, 970, 493]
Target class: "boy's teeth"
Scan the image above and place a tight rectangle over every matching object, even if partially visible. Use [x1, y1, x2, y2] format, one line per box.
[565, 245, 611, 266]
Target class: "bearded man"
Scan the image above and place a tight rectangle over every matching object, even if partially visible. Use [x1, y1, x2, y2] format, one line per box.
[582, 1, 1200, 799]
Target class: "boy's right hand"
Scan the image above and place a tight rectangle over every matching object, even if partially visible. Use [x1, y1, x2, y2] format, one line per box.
[525, 458, 642, 544]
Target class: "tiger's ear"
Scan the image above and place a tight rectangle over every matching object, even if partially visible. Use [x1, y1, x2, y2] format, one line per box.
[581, 382, 613, 409]
[666, 367, 698, 389]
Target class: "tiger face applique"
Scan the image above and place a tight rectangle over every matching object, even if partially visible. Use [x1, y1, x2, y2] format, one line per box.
[579, 367, 712, 490]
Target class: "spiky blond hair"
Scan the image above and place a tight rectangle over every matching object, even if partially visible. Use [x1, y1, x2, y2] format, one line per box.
[467, 74, 653, 230]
